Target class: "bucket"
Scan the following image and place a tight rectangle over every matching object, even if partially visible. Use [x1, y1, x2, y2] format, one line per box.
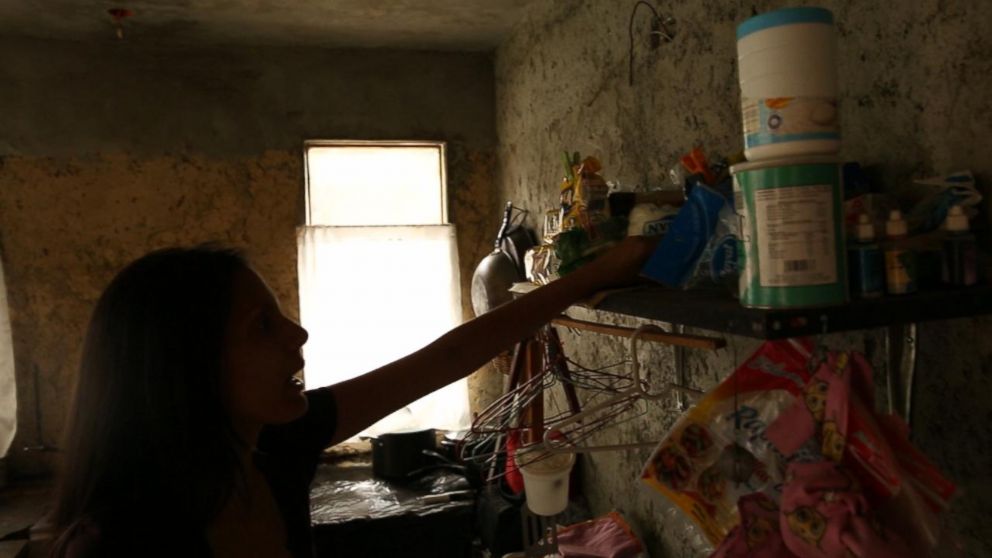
[737, 7, 839, 160]
[516, 447, 575, 516]
[732, 156, 847, 308]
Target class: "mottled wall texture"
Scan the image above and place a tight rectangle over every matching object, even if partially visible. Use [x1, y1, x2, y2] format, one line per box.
[0, 37, 501, 477]
[495, 1, 991, 557]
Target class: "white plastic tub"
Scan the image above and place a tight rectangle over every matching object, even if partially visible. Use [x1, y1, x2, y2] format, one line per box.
[516, 447, 575, 516]
[737, 6, 839, 160]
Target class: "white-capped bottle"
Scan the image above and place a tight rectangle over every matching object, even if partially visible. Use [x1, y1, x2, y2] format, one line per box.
[941, 205, 978, 287]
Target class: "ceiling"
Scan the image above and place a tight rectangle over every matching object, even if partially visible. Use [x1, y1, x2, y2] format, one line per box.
[0, 0, 536, 51]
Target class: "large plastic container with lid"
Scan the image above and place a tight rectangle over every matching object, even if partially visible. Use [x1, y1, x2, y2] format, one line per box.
[737, 7, 839, 160]
[732, 155, 848, 308]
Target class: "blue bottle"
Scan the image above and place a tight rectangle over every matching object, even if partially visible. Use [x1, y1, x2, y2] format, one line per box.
[848, 213, 884, 298]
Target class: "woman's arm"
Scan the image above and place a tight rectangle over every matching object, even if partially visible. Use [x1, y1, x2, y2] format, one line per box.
[328, 236, 657, 444]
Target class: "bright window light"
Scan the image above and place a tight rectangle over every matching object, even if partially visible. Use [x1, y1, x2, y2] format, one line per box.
[298, 141, 469, 438]
[305, 144, 446, 226]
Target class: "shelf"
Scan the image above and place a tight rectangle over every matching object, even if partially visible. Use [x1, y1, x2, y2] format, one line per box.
[588, 284, 992, 340]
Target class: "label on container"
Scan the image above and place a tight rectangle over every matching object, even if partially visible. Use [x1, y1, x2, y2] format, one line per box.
[753, 184, 837, 287]
[742, 96, 839, 148]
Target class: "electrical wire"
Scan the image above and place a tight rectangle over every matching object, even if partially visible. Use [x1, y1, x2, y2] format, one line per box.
[628, 1, 661, 86]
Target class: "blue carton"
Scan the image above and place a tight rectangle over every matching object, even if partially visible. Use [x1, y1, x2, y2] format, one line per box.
[640, 185, 728, 288]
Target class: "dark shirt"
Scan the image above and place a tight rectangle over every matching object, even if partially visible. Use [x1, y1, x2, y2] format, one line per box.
[257, 387, 338, 558]
[63, 388, 338, 558]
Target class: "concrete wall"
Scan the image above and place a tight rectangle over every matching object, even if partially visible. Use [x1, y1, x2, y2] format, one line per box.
[0, 37, 503, 477]
[495, 1, 991, 556]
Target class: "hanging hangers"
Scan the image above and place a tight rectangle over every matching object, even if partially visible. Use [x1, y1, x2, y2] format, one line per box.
[541, 324, 704, 454]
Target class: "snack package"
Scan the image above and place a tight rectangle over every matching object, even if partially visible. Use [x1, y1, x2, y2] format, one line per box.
[685, 202, 740, 293]
[556, 511, 647, 558]
[640, 339, 814, 545]
[554, 217, 627, 277]
[778, 460, 912, 558]
[639, 184, 728, 288]
[543, 209, 562, 242]
[560, 154, 610, 236]
[627, 202, 679, 237]
[525, 244, 560, 285]
[766, 352, 956, 554]
[710, 493, 795, 558]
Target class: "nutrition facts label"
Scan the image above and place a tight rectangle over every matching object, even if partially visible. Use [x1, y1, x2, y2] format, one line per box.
[753, 184, 837, 287]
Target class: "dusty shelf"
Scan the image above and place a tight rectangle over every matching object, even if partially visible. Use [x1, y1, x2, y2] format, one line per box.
[582, 284, 992, 339]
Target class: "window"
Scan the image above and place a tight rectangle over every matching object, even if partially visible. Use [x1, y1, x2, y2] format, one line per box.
[0, 257, 15, 458]
[298, 141, 469, 438]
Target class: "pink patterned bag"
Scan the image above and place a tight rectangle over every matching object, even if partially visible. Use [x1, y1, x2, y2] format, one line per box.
[766, 352, 955, 557]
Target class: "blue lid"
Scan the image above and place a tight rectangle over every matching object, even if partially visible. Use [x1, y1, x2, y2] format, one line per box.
[737, 6, 833, 40]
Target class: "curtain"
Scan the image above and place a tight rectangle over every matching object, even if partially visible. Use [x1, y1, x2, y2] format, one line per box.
[297, 224, 469, 437]
[0, 255, 17, 458]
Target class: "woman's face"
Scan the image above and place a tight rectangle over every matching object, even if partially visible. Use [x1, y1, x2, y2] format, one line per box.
[221, 267, 309, 438]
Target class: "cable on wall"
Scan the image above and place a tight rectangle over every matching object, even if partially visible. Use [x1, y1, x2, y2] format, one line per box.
[627, 1, 676, 86]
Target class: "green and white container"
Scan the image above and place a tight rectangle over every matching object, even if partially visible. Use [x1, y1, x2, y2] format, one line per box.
[732, 156, 847, 308]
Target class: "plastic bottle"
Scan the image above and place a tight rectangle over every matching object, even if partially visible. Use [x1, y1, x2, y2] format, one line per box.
[884, 210, 918, 295]
[941, 205, 978, 287]
[847, 213, 884, 298]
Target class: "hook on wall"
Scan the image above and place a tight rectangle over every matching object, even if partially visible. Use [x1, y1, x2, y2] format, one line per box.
[628, 1, 677, 87]
[108, 8, 134, 40]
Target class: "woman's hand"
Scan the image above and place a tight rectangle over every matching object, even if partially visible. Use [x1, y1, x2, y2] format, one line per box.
[574, 235, 659, 292]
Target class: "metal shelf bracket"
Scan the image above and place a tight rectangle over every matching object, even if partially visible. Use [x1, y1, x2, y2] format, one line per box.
[884, 323, 918, 426]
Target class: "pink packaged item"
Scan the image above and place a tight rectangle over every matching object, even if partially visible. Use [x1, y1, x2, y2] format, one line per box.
[556, 511, 645, 558]
[766, 351, 956, 556]
[779, 461, 910, 558]
[710, 493, 796, 558]
[641, 340, 814, 545]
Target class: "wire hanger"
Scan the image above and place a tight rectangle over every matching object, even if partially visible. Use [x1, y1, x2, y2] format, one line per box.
[541, 324, 704, 454]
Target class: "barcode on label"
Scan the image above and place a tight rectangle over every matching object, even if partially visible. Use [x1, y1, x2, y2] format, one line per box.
[783, 260, 811, 272]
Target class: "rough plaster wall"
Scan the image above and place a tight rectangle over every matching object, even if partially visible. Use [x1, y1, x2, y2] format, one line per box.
[0, 37, 501, 477]
[495, 1, 992, 556]
[0, 151, 302, 472]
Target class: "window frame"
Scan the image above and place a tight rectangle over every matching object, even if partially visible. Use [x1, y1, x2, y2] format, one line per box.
[302, 139, 449, 226]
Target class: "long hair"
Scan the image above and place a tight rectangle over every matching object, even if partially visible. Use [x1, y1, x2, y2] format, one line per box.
[50, 245, 251, 552]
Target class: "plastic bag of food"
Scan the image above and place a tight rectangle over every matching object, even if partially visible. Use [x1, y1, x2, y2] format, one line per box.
[554, 217, 627, 277]
[524, 244, 560, 285]
[560, 153, 610, 236]
[685, 202, 740, 293]
[766, 352, 956, 555]
[556, 511, 648, 558]
[640, 339, 814, 545]
[710, 493, 795, 557]
[639, 184, 728, 288]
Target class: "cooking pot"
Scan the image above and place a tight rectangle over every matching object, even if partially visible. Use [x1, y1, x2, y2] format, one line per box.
[368, 428, 438, 481]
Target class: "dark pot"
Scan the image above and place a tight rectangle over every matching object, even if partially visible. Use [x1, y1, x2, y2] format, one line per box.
[369, 428, 437, 481]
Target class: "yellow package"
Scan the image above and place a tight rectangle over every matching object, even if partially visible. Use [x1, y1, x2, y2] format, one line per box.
[559, 154, 609, 234]
[640, 340, 814, 545]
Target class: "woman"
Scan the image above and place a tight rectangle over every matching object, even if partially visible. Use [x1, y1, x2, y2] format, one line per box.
[50, 236, 655, 557]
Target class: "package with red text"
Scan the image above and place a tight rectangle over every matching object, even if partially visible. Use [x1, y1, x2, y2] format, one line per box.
[640, 339, 813, 545]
